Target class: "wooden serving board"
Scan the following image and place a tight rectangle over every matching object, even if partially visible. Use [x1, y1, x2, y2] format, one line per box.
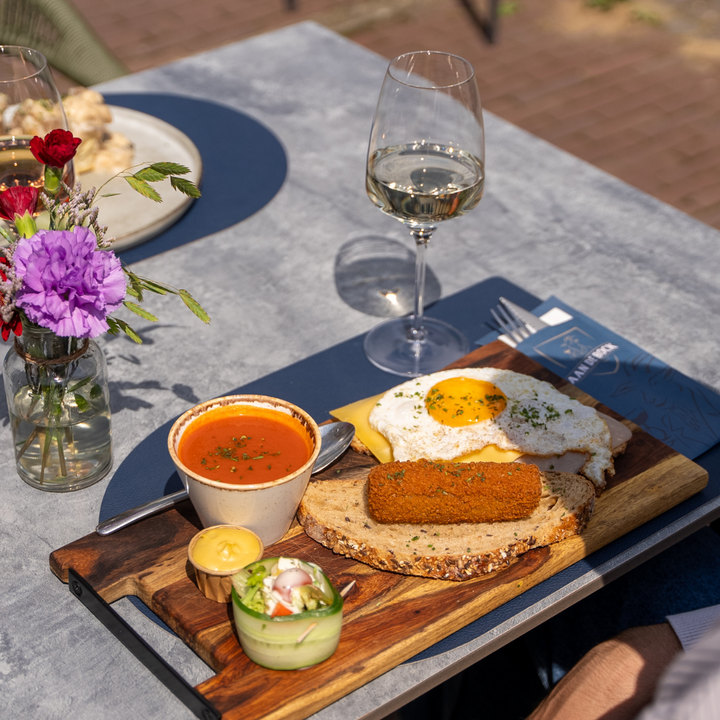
[50, 342, 708, 720]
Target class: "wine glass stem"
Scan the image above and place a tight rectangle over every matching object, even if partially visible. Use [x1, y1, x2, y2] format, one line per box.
[409, 226, 435, 343]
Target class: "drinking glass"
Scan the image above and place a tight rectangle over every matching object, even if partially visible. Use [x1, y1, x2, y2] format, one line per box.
[0, 46, 73, 204]
[364, 51, 485, 377]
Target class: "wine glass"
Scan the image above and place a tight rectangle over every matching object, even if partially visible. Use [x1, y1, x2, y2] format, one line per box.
[364, 51, 485, 377]
[0, 46, 73, 206]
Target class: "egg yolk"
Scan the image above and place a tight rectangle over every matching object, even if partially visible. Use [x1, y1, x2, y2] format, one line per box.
[424, 377, 507, 426]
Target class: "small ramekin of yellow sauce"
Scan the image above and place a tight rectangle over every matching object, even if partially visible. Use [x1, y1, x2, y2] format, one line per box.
[188, 525, 264, 603]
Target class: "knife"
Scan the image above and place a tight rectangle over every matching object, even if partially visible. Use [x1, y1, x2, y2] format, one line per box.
[499, 297, 549, 334]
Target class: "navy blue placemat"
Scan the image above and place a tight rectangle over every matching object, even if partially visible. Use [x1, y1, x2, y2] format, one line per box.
[101, 94, 288, 264]
[100, 277, 539, 631]
[100, 278, 720, 658]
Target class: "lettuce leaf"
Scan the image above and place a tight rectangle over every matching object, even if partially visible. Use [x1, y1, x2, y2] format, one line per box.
[233, 563, 269, 613]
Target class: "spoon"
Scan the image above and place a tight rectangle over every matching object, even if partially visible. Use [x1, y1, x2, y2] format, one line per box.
[95, 421, 355, 536]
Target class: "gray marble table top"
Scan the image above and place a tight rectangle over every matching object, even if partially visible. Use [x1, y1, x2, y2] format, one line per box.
[1, 22, 719, 720]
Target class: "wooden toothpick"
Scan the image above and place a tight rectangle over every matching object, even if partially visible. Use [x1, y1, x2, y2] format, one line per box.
[296, 623, 318, 644]
[340, 580, 356, 598]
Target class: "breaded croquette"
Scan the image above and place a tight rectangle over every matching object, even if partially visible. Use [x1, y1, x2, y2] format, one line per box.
[367, 460, 542, 524]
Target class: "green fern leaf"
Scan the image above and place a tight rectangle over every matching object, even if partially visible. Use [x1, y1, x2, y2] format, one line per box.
[125, 176, 162, 202]
[170, 176, 201, 198]
[149, 162, 190, 176]
[123, 301, 159, 322]
[179, 290, 211, 324]
[134, 168, 167, 183]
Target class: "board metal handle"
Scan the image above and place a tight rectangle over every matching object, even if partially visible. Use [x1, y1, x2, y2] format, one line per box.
[67, 568, 221, 720]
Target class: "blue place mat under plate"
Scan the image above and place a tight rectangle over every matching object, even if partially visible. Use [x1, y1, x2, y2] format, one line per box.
[99, 279, 720, 662]
[104, 94, 288, 264]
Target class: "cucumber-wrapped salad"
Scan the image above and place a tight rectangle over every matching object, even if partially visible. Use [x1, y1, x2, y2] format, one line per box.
[231, 557, 343, 670]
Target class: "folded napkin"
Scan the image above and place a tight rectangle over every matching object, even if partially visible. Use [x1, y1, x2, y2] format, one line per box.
[477, 296, 720, 460]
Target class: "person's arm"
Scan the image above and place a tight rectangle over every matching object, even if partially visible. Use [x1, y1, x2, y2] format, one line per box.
[527, 624, 682, 720]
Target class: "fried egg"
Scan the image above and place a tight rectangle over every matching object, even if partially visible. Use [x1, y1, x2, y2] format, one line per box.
[368, 367, 614, 489]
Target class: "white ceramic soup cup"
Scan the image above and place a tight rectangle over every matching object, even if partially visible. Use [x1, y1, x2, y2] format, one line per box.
[168, 395, 321, 546]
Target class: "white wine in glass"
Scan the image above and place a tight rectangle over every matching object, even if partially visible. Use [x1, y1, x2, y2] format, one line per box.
[367, 143, 484, 225]
[0, 46, 73, 203]
[364, 51, 485, 377]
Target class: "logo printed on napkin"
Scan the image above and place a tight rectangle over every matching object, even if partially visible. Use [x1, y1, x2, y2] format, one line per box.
[532, 328, 620, 385]
[478, 296, 720, 460]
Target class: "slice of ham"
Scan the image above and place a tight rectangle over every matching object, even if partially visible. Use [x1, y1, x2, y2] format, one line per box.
[515, 412, 632, 474]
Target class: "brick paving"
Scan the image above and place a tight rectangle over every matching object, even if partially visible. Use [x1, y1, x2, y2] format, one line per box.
[68, 0, 720, 231]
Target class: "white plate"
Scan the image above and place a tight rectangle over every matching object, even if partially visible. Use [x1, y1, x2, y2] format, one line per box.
[79, 106, 202, 252]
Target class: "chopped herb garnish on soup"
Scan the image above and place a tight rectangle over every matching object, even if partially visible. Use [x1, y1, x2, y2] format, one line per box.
[179, 405, 312, 485]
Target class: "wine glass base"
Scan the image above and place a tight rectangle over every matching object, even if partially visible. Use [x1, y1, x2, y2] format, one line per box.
[363, 316, 469, 377]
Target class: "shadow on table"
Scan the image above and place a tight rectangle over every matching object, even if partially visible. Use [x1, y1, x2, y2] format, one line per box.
[102, 325, 202, 413]
[102, 94, 288, 264]
[334, 233, 441, 317]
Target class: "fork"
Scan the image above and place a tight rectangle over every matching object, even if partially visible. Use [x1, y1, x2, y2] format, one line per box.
[490, 302, 534, 344]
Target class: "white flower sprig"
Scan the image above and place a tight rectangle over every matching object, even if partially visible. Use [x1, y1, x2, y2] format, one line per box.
[43, 183, 115, 248]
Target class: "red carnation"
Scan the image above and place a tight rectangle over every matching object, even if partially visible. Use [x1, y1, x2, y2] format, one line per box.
[0, 186, 40, 221]
[0, 256, 22, 342]
[30, 129, 82, 168]
[0, 311, 22, 342]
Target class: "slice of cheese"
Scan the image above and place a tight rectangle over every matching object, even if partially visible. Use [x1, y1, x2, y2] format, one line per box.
[330, 393, 522, 464]
[331, 394, 393, 462]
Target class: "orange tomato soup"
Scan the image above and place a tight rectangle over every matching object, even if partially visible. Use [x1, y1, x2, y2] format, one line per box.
[178, 405, 313, 485]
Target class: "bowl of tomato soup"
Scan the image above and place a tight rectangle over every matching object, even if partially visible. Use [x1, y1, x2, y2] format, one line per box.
[169, 395, 321, 545]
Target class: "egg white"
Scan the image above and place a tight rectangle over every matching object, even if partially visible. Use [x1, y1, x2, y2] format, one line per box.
[368, 367, 614, 488]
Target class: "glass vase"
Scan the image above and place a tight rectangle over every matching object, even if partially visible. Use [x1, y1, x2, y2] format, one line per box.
[3, 323, 112, 491]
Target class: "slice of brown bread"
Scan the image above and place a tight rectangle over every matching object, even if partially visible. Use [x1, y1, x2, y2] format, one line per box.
[298, 471, 595, 581]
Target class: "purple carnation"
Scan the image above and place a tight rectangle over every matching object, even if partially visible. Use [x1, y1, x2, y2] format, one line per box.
[14, 227, 126, 338]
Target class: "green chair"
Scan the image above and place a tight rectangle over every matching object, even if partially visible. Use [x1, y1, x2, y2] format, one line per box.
[0, 0, 127, 86]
